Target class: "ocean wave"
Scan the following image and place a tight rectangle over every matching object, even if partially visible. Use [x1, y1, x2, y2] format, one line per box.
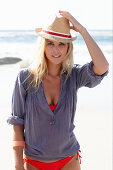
[0, 30, 112, 44]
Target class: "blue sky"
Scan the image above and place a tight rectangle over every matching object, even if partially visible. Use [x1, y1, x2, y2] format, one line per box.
[0, 0, 112, 30]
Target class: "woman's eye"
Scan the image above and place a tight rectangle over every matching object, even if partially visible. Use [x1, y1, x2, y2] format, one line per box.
[59, 43, 65, 46]
[47, 42, 54, 45]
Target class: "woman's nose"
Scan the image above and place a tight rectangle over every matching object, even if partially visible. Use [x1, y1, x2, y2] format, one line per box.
[53, 46, 60, 54]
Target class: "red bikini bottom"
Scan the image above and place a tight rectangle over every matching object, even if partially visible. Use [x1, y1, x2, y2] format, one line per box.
[23, 150, 81, 170]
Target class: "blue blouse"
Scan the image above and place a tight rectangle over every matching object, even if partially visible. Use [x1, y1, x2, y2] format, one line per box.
[7, 61, 108, 161]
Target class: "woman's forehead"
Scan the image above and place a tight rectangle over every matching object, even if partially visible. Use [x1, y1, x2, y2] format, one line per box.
[46, 39, 58, 43]
[45, 39, 67, 44]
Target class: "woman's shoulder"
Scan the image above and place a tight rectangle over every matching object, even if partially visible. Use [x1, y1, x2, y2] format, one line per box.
[71, 64, 81, 75]
[19, 67, 30, 75]
[17, 68, 31, 91]
[72, 63, 82, 69]
[18, 68, 30, 80]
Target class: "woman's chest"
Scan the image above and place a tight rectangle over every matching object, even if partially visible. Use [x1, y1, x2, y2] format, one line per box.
[43, 77, 61, 105]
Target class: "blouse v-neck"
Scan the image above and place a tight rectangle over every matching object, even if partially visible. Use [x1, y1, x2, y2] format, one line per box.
[41, 74, 64, 114]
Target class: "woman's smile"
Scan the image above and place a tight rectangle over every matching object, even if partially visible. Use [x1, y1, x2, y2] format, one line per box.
[52, 55, 61, 58]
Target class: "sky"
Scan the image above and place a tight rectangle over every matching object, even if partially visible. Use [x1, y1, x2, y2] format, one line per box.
[0, 0, 112, 30]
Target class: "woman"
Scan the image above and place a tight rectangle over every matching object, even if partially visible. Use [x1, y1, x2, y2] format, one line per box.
[7, 11, 109, 170]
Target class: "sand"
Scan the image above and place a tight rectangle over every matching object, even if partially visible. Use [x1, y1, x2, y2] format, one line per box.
[0, 64, 112, 170]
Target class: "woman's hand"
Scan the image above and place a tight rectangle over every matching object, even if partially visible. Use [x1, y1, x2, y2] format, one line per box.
[59, 10, 85, 34]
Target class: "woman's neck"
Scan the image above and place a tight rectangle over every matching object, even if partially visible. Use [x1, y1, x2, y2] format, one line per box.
[47, 62, 62, 77]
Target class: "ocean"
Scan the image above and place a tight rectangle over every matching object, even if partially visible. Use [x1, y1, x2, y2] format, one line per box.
[0, 29, 112, 62]
[0, 29, 112, 44]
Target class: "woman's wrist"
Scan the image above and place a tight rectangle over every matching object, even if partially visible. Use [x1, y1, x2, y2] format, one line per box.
[79, 26, 87, 35]
[13, 146, 24, 169]
[15, 162, 24, 169]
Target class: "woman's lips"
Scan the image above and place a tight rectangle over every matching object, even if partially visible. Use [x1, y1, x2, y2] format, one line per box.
[52, 55, 61, 58]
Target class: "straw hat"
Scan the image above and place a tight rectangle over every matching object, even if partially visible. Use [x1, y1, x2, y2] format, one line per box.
[35, 13, 77, 43]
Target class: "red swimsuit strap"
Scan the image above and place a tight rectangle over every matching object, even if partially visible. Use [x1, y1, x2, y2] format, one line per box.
[76, 150, 82, 164]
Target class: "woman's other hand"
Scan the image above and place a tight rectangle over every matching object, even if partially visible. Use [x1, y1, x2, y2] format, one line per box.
[59, 10, 84, 34]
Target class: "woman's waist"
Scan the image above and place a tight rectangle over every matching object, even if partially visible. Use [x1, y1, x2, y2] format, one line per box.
[24, 138, 80, 161]
[24, 154, 62, 163]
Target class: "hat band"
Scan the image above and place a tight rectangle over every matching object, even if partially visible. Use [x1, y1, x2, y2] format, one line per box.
[42, 30, 72, 39]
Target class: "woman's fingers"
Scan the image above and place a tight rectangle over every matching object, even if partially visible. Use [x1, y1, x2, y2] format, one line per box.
[59, 10, 68, 14]
[59, 10, 70, 18]
[59, 10, 83, 33]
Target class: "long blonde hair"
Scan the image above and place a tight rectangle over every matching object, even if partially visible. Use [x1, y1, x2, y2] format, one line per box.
[27, 36, 74, 90]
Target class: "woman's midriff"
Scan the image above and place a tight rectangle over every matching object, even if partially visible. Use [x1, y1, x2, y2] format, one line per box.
[24, 154, 77, 163]
[24, 154, 62, 163]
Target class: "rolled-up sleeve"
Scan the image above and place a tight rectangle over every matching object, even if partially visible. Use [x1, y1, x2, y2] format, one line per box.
[7, 70, 27, 125]
[72, 61, 108, 89]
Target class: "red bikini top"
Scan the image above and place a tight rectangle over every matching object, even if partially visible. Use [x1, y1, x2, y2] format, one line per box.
[49, 103, 58, 112]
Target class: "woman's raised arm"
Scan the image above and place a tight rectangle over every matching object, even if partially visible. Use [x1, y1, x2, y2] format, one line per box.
[59, 10, 109, 75]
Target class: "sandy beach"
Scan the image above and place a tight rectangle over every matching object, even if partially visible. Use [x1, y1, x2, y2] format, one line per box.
[0, 61, 112, 170]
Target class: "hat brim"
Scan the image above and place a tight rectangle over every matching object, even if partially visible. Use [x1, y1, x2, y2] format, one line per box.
[35, 28, 77, 43]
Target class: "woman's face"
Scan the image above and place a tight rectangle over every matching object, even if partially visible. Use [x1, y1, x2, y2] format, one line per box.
[44, 39, 68, 64]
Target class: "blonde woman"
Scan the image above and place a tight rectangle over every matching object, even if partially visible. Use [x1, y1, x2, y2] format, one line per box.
[7, 11, 109, 170]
